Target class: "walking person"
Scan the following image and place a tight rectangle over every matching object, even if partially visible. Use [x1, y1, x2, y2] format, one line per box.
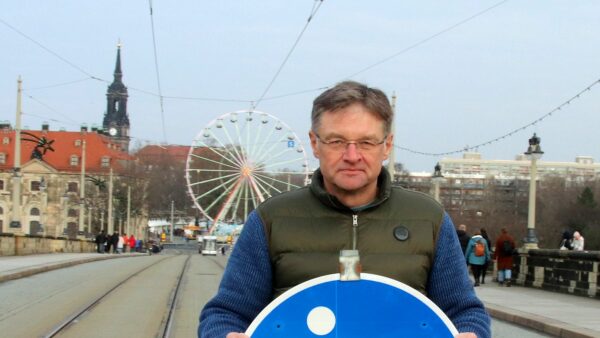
[105, 232, 113, 253]
[129, 234, 136, 253]
[199, 81, 490, 338]
[95, 230, 106, 254]
[480, 228, 492, 284]
[456, 224, 471, 255]
[111, 232, 119, 253]
[465, 230, 490, 287]
[494, 228, 516, 286]
[572, 231, 585, 251]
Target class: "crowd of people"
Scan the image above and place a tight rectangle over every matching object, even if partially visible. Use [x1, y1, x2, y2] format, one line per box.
[458, 224, 516, 287]
[94, 230, 145, 254]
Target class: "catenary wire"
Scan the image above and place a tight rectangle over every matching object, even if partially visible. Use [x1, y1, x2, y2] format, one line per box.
[148, 0, 168, 143]
[253, 0, 324, 109]
[395, 78, 600, 157]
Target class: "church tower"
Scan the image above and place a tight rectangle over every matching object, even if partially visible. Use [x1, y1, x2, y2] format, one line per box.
[102, 43, 130, 152]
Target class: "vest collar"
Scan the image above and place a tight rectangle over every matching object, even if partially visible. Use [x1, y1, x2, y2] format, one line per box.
[309, 167, 392, 211]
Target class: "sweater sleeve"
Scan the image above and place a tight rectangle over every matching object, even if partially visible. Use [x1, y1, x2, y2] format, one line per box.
[198, 211, 272, 338]
[427, 213, 491, 338]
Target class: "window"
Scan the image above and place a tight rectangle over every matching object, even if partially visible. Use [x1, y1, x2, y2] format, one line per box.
[68, 209, 78, 217]
[101, 156, 110, 168]
[70, 155, 79, 166]
[67, 182, 78, 192]
[0, 153, 5, 164]
[30, 207, 40, 216]
[2, 137, 8, 145]
[0, 180, 4, 190]
[31, 181, 41, 191]
[74, 139, 81, 147]
[0, 206, 3, 214]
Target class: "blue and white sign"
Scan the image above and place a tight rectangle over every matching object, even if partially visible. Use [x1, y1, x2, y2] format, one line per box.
[287, 140, 295, 148]
[246, 273, 458, 338]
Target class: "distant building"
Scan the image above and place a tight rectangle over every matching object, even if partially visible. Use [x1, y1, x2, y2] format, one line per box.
[0, 46, 138, 238]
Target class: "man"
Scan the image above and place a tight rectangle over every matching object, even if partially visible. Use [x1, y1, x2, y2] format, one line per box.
[95, 230, 106, 254]
[457, 224, 471, 254]
[199, 81, 490, 338]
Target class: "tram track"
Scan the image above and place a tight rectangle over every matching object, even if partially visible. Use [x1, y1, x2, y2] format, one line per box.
[42, 254, 192, 338]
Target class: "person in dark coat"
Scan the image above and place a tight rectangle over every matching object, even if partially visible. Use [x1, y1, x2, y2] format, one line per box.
[112, 232, 120, 253]
[105, 233, 113, 253]
[494, 228, 516, 286]
[456, 224, 471, 255]
[480, 228, 492, 284]
[95, 230, 106, 253]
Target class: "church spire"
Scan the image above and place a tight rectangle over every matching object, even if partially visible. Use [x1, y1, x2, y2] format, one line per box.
[114, 40, 123, 82]
[103, 41, 130, 152]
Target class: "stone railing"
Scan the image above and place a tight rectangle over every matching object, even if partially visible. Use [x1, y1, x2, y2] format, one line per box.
[0, 233, 96, 256]
[512, 249, 599, 299]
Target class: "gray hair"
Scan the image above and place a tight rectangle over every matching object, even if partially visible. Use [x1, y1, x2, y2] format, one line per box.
[311, 81, 393, 135]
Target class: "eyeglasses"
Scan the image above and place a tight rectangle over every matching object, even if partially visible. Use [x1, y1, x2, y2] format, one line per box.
[315, 134, 387, 153]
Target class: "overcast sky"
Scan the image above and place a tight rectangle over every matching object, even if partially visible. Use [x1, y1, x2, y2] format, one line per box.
[2, 1, 599, 172]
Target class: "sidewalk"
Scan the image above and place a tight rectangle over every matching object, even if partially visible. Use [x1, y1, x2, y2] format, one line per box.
[0, 252, 141, 283]
[475, 277, 600, 338]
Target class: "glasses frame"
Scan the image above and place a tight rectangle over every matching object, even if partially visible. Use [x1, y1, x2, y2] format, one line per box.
[315, 133, 388, 153]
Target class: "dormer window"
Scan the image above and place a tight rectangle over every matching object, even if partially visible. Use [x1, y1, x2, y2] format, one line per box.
[70, 155, 79, 166]
[2, 137, 8, 145]
[101, 156, 110, 168]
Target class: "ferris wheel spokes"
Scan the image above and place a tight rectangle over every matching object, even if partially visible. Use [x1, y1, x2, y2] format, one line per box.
[253, 172, 302, 190]
[193, 174, 240, 202]
[189, 152, 240, 171]
[203, 177, 242, 217]
[201, 125, 245, 168]
[186, 172, 239, 187]
[253, 132, 295, 167]
[219, 118, 247, 167]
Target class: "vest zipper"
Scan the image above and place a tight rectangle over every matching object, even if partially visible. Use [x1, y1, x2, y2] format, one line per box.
[352, 214, 358, 250]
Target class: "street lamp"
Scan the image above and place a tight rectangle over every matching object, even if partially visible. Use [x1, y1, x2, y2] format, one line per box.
[431, 163, 445, 203]
[524, 133, 543, 249]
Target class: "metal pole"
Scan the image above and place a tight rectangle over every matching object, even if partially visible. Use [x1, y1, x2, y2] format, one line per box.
[525, 157, 539, 249]
[387, 92, 397, 183]
[78, 140, 86, 237]
[434, 181, 441, 202]
[170, 200, 174, 242]
[108, 168, 114, 234]
[126, 186, 131, 236]
[11, 76, 23, 232]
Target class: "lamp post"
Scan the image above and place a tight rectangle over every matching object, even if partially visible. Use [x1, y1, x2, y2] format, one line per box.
[431, 163, 445, 203]
[524, 133, 543, 249]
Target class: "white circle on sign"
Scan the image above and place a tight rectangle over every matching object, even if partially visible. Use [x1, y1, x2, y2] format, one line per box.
[306, 306, 336, 335]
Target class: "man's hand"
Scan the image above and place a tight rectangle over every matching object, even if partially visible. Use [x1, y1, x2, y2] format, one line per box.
[226, 333, 249, 338]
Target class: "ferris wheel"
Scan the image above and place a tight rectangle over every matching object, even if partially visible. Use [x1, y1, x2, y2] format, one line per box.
[186, 110, 310, 229]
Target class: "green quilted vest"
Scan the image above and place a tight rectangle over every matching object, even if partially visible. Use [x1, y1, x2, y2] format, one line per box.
[256, 168, 444, 299]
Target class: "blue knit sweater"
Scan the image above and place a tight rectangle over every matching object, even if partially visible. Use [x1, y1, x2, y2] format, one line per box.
[199, 212, 491, 338]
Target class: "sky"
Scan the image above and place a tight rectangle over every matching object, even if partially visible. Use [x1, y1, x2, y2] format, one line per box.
[2, 1, 599, 173]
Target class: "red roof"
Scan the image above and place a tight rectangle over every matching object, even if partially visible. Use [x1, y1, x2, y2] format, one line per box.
[0, 129, 131, 173]
[135, 145, 191, 164]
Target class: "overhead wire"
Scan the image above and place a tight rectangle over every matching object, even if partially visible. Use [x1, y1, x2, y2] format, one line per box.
[253, 0, 324, 109]
[394, 78, 600, 157]
[148, 0, 168, 143]
[0, 17, 105, 82]
[345, 0, 509, 79]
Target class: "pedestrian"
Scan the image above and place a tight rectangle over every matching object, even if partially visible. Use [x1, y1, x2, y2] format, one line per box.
[465, 230, 490, 287]
[559, 230, 574, 250]
[122, 233, 129, 253]
[494, 228, 516, 286]
[95, 230, 106, 254]
[105, 233, 112, 253]
[572, 231, 585, 251]
[480, 228, 492, 284]
[456, 224, 471, 255]
[198, 81, 490, 338]
[129, 234, 136, 253]
[117, 233, 125, 253]
[111, 232, 119, 253]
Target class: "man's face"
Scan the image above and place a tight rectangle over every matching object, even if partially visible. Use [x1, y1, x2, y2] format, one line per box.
[309, 103, 393, 202]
